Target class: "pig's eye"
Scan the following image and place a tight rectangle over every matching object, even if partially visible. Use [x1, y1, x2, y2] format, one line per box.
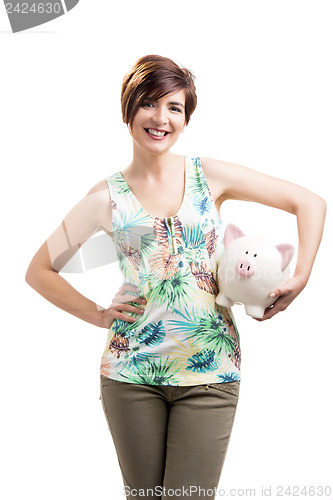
[253, 254, 257, 257]
[245, 251, 248, 255]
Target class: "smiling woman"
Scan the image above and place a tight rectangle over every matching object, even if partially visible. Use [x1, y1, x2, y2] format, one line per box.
[130, 89, 187, 152]
[121, 54, 197, 130]
[25, 53, 326, 500]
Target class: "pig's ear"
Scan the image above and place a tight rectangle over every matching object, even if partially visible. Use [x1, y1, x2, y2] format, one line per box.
[224, 224, 246, 250]
[276, 244, 295, 271]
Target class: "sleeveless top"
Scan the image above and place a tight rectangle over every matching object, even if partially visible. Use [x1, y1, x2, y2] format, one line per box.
[100, 156, 241, 386]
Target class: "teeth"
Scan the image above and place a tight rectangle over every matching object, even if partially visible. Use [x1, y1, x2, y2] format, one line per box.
[147, 128, 166, 137]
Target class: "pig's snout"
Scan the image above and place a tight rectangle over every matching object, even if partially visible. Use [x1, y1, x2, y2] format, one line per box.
[236, 258, 256, 278]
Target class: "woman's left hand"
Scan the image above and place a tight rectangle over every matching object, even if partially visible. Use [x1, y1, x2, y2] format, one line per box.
[255, 276, 306, 321]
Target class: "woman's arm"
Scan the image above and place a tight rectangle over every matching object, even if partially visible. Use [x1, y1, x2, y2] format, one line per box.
[25, 180, 144, 328]
[201, 157, 327, 320]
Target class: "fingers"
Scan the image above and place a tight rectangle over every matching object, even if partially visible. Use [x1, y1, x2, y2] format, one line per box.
[254, 304, 276, 321]
[117, 311, 140, 323]
[117, 302, 146, 314]
[112, 282, 146, 307]
[108, 283, 148, 325]
[112, 301, 146, 323]
[115, 282, 141, 295]
[253, 277, 303, 322]
[108, 311, 137, 325]
[113, 293, 143, 305]
[104, 302, 145, 327]
[269, 287, 285, 299]
[269, 277, 299, 300]
[254, 295, 290, 321]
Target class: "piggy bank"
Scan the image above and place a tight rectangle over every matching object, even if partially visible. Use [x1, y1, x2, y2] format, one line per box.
[216, 224, 295, 319]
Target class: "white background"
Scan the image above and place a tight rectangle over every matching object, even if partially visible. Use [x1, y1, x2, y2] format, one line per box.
[1, 1, 332, 499]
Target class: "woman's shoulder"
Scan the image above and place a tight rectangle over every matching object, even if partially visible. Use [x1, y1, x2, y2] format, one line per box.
[87, 179, 110, 195]
[85, 179, 112, 204]
[199, 156, 229, 168]
[83, 179, 112, 229]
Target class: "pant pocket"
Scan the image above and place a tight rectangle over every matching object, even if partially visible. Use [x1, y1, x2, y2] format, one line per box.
[206, 381, 240, 398]
[100, 375, 128, 401]
[100, 374, 129, 387]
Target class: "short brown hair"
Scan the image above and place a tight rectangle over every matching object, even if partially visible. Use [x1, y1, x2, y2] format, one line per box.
[121, 54, 197, 129]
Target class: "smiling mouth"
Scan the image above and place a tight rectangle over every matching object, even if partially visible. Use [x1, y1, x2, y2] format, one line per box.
[144, 128, 169, 138]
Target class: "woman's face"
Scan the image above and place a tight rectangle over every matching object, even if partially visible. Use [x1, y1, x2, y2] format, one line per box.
[129, 89, 186, 155]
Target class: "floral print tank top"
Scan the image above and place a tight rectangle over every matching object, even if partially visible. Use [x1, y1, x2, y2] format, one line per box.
[100, 156, 241, 386]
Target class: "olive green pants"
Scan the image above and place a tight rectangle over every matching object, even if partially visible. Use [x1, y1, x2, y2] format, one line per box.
[100, 374, 240, 499]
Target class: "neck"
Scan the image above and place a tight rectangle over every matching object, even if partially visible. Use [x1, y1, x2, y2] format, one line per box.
[128, 144, 181, 182]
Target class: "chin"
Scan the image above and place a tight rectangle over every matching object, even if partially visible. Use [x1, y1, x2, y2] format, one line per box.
[139, 138, 176, 154]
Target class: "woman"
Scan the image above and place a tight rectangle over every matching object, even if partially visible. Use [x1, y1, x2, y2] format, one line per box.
[25, 55, 326, 499]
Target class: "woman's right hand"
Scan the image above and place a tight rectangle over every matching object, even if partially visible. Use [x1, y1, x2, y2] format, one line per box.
[100, 283, 147, 329]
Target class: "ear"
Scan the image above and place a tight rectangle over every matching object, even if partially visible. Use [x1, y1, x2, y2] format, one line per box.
[224, 224, 246, 250]
[276, 243, 295, 271]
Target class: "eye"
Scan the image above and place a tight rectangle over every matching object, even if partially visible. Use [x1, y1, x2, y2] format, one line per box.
[170, 106, 182, 113]
[245, 251, 248, 255]
[142, 102, 154, 108]
[253, 254, 257, 257]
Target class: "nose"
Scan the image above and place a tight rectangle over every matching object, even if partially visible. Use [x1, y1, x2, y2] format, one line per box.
[236, 258, 256, 278]
[152, 105, 168, 126]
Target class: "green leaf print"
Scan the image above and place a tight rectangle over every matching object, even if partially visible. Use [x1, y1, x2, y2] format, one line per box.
[148, 270, 197, 313]
[116, 355, 182, 385]
[138, 320, 167, 347]
[189, 318, 237, 358]
[114, 207, 151, 241]
[182, 222, 206, 262]
[187, 158, 209, 200]
[110, 318, 136, 337]
[217, 372, 241, 383]
[192, 196, 212, 216]
[140, 230, 156, 255]
[111, 173, 131, 196]
[115, 348, 155, 370]
[168, 309, 237, 358]
[186, 348, 220, 373]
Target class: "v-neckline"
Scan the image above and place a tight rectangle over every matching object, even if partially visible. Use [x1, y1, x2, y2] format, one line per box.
[118, 155, 189, 220]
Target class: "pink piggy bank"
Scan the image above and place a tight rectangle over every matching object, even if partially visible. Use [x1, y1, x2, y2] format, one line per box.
[216, 224, 295, 319]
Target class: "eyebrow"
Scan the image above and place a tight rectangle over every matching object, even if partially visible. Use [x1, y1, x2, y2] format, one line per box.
[168, 101, 185, 108]
[144, 98, 185, 108]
